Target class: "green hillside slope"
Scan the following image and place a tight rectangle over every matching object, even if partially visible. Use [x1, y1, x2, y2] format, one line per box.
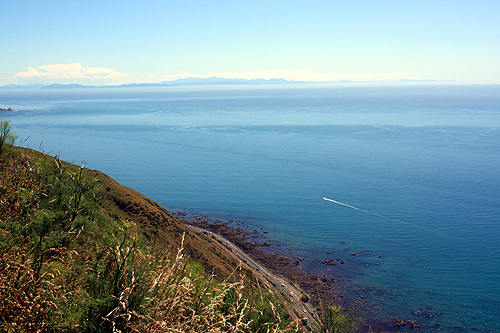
[0, 141, 300, 332]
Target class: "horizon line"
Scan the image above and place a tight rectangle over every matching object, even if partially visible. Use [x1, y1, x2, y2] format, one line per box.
[6, 77, 495, 90]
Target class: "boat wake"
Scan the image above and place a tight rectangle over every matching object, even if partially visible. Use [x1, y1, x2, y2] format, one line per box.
[322, 197, 400, 222]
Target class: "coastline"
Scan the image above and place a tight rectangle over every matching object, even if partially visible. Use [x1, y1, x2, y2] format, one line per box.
[0, 107, 13, 113]
[184, 223, 319, 329]
[175, 212, 419, 332]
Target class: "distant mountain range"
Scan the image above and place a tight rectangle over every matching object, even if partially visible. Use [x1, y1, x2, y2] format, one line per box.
[0, 84, 47, 90]
[0, 77, 454, 90]
[0, 78, 307, 90]
[159, 77, 301, 86]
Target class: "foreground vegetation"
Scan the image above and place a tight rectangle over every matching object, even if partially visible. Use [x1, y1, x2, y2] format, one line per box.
[0, 125, 300, 332]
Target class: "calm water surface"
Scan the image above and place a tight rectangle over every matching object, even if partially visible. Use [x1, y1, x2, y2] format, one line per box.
[1, 84, 499, 332]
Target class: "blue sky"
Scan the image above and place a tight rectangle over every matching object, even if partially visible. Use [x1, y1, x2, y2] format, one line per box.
[1, 0, 499, 85]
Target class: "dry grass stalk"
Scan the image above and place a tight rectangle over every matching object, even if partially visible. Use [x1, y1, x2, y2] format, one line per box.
[102, 233, 298, 333]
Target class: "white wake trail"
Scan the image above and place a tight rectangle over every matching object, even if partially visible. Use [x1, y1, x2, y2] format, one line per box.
[322, 197, 394, 221]
[322, 197, 363, 211]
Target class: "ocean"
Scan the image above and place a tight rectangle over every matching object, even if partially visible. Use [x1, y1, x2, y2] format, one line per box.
[1, 84, 499, 332]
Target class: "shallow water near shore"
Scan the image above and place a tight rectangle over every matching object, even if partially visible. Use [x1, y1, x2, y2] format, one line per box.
[2, 84, 500, 332]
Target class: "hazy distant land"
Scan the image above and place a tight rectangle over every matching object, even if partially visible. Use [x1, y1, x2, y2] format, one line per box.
[0, 77, 452, 90]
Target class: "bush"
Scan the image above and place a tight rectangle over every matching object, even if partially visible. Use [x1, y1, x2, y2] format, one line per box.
[320, 302, 359, 333]
[0, 120, 17, 159]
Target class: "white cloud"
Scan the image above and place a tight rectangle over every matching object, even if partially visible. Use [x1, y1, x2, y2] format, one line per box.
[15, 63, 132, 84]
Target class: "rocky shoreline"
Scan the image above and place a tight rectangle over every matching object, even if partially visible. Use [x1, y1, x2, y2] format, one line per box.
[174, 211, 421, 332]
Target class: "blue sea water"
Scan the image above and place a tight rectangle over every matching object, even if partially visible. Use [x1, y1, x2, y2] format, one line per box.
[1, 84, 499, 332]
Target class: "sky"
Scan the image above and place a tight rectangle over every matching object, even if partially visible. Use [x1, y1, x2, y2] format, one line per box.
[1, 0, 499, 86]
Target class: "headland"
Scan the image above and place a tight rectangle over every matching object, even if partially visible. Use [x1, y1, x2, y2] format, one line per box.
[0, 107, 13, 113]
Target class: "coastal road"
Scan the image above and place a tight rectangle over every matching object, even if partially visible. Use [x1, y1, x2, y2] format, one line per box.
[185, 224, 319, 331]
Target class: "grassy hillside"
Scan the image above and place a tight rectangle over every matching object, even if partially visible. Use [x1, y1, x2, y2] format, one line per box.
[93, 167, 247, 278]
[0, 138, 300, 332]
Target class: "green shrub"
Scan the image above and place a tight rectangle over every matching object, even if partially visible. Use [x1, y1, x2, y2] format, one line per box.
[0, 120, 17, 159]
[320, 303, 359, 333]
